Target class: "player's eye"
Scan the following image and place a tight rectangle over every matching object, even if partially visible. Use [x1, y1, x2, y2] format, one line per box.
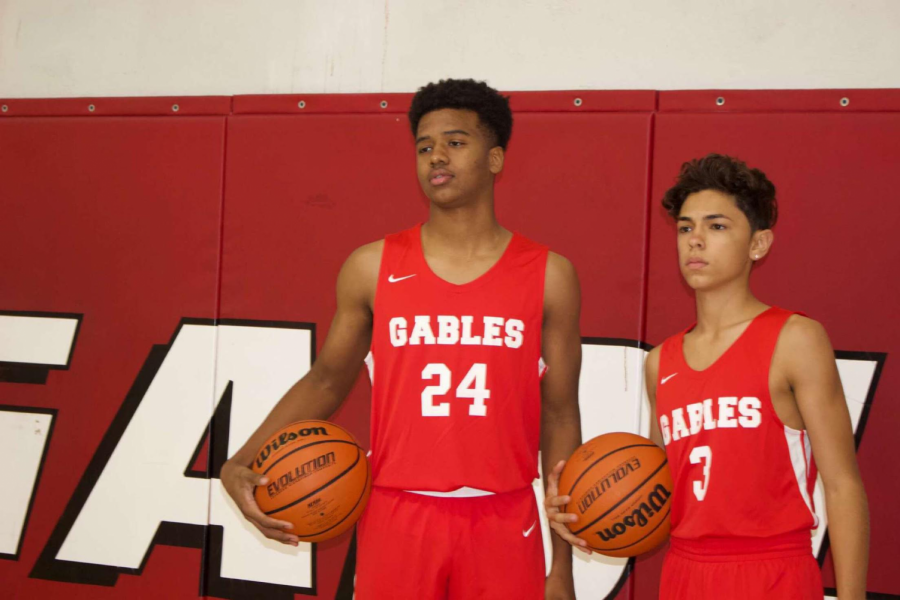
[448, 140, 464, 147]
[418, 146, 432, 154]
[678, 226, 692, 233]
[711, 223, 726, 230]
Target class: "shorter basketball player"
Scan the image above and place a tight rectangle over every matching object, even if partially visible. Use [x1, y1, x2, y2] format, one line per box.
[545, 154, 869, 599]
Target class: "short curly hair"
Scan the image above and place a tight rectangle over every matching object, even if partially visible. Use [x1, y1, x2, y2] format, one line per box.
[408, 79, 513, 150]
[662, 154, 778, 231]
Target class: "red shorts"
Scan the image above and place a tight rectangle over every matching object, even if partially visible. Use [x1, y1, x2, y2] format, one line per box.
[355, 486, 545, 600]
[660, 534, 823, 600]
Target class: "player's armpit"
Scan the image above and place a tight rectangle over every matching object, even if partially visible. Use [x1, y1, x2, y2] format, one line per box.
[779, 316, 869, 600]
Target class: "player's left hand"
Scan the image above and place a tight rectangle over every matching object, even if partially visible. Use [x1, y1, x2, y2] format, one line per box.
[545, 460, 592, 554]
[545, 569, 576, 600]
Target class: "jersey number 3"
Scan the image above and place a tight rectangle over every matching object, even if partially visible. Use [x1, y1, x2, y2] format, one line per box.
[421, 363, 490, 417]
[690, 445, 712, 501]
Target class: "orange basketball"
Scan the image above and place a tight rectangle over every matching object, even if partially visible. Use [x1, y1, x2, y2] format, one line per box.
[252, 420, 371, 543]
[558, 432, 672, 557]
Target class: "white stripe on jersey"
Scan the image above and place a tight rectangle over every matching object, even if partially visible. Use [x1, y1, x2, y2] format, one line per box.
[783, 425, 819, 527]
[365, 350, 374, 383]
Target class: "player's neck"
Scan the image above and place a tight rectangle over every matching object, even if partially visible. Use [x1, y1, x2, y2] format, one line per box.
[693, 280, 767, 337]
[423, 202, 509, 256]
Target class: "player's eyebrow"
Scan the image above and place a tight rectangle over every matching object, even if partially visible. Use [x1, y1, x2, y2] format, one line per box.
[677, 214, 733, 222]
[416, 129, 472, 144]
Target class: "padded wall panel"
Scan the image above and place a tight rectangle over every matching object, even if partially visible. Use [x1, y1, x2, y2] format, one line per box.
[0, 116, 224, 598]
[640, 111, 900, 597]
[1, 89, 897, 599]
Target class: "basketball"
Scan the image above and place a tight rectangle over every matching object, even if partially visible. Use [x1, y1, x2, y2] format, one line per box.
[558, 432, 672, 557]
[252, 420, 371, 543]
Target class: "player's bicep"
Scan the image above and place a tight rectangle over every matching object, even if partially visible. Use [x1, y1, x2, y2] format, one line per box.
[644, 346, 664, 448]
[784, 318, 861, 488]
[310, 243, 380, 387]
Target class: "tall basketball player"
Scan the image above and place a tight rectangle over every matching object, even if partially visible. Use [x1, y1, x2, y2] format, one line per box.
[221, 79, 582, 599]
[546, 154, 869, 599]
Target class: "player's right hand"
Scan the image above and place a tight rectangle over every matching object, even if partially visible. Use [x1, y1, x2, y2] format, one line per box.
[220, 460, 300, 546]
[544, 460, 592, 554]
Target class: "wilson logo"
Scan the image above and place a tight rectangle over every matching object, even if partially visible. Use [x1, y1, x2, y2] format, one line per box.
[596, 483, 671, 542]
[255, 426, 328, 469]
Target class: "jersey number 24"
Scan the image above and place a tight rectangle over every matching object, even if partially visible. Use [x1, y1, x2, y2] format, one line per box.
[421, 363, 490, 416]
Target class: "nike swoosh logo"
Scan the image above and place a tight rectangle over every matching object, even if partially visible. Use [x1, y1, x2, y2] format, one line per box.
[388, 274, 416, 283]
[522, 520, 537, 537]
[661, 373, 678, 385]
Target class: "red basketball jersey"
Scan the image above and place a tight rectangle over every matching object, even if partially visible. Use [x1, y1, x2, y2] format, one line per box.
[367, 224, 548, 493]
[655, 307, 819, 546]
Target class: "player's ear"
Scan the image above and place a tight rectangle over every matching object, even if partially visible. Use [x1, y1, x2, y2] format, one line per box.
[750, 229, 774, 262]
[489, 146, 504, 175]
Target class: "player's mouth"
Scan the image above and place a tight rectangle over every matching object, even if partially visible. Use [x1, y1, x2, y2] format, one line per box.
[686, 258, 708, 270]
[429, 169, 454, 186]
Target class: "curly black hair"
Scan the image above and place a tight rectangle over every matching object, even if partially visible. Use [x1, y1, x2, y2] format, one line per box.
[662, 153, 778, 231]
[408, 79, 513, 150]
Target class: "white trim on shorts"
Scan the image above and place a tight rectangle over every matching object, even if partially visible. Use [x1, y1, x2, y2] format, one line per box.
[404, 487, 495, 498]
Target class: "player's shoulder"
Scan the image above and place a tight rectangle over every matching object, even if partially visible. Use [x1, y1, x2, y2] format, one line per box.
[337, 240, 384, 305]
[775, 313, 835, 374]
[342, 239, 384, 275]
[543, 251, 580, 310]
[545, 251, 578, 283]
[780, 313, 831, 350]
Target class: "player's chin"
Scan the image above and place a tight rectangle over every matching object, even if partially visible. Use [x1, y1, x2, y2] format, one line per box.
[681, 270, 715, 290]
[426, 188, 465, 208]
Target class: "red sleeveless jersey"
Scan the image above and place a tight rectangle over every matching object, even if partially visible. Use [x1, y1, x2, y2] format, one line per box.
[655, 307, 819, 549]
[367, 224, 548, 493]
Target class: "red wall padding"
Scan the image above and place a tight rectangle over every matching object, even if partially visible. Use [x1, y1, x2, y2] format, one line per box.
[1, 91, 898, 599]
[0, 116, 225, 597]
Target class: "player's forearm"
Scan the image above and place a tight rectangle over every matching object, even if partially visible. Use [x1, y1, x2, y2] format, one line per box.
[227, 369, 348, 467]
[541, 407, 582, 573]
[824, 481, 869, 600]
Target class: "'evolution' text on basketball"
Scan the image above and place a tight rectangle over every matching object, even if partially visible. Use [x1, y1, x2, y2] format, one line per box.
[577, 458, 641, 515]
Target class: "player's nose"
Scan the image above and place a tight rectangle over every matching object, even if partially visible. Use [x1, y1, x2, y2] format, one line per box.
[429, 146, 448, 166]
[688, 230, 705, 248]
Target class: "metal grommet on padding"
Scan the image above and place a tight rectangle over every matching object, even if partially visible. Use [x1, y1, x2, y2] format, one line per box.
[380, 100, 388, 109]
[1, 105, 7, 113]
[88, 104, 96, 112]
[298, 100, 306, 109]
[840, 97, 850, 107]
[716, 96, 725, 106]
[574, 97, 583, 107]
[172, 104, 180, 112]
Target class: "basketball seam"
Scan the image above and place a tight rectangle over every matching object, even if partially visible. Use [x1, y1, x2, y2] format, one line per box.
[571, 458, 669, 536]
[561, 443, 659, 514]
[262, 444, 363, 516]
[295, 448, 371, 539]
